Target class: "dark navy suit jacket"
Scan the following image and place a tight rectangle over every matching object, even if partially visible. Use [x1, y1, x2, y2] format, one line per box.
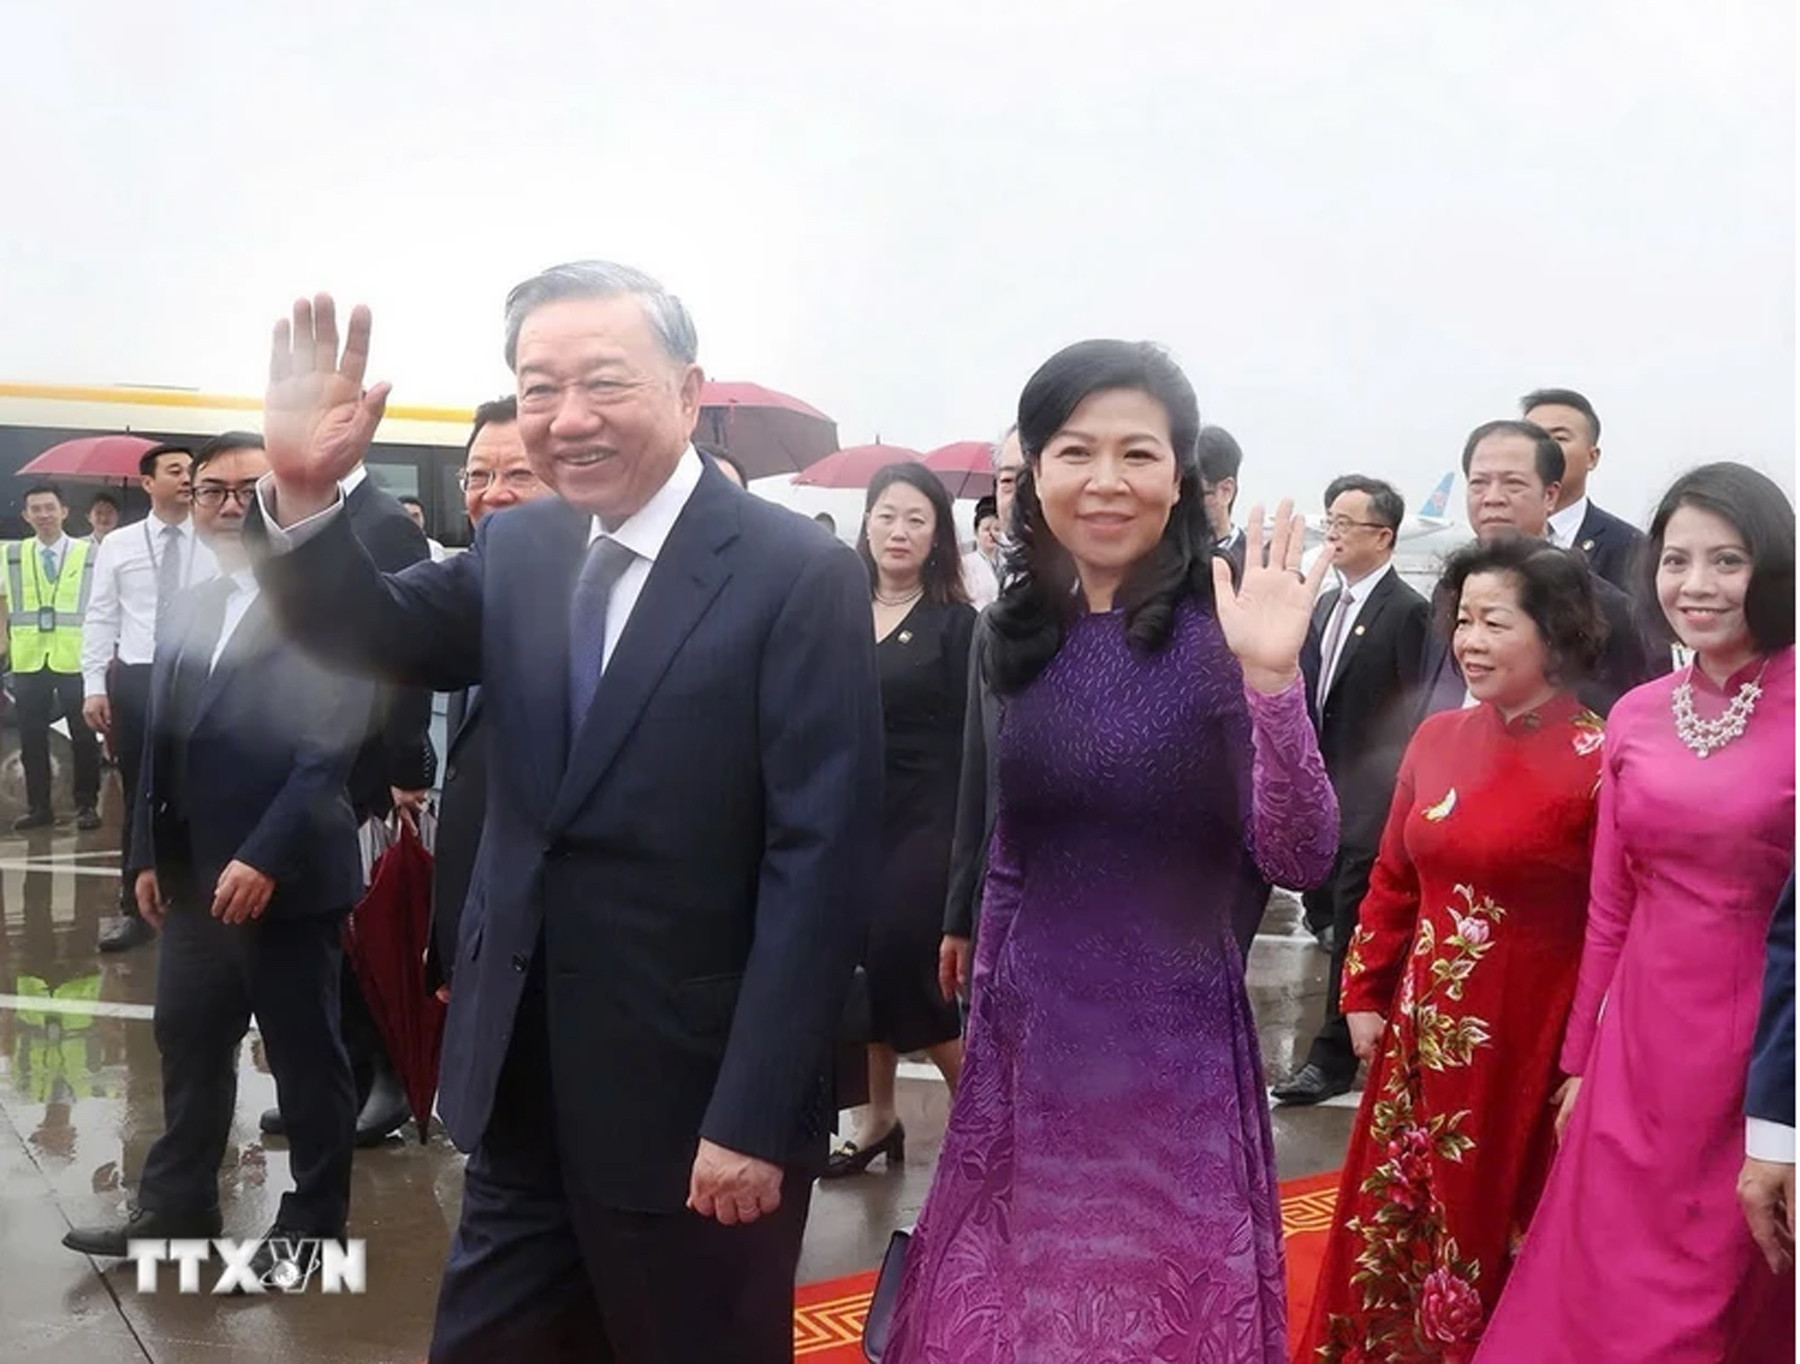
[1300, 568, 1431, 854]
[425, 685, 485, 993]
[1748, 875, 1796, 1132]
[129, 577, 372, 918]
[249, 465, 884, 1213]
[1571, 500, 1646, 594]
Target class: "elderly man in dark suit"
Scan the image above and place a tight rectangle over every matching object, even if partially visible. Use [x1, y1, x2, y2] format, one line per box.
[1272, 475, 1430, 1105]
[425, 396, 551, 998]
[246, 264, 882, 1364]
[1522, 387, 1646, 591]
[1740, 874, 1796, 1274]
[62, 435, 372, 1269]
[1418, 419, 1667, 722]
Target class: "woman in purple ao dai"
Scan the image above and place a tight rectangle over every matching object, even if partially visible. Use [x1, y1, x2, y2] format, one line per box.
[885, 340, 1339, 1364]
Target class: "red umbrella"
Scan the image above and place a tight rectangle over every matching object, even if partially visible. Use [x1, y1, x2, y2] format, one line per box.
[922, 441, 998, 499]
[343, 822, 445, 1143]
[695, 380, 839, 480]
[791, 444, 924, 489]
[19, 434, 161, 482]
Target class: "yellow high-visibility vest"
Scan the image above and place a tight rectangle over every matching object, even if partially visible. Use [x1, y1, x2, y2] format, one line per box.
[4, 538, 95, 674]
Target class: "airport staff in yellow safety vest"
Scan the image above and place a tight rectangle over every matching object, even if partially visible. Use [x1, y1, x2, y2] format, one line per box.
[3, 484, 103, 832]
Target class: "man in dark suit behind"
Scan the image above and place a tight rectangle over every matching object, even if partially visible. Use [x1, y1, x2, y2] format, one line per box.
[1198, 424, 1258, 583]
[1740, 874, 1795, 1274]
[1418, 419, 1667, 723]
[937, 426, 1022, 1005]
[62, 435, 372, 1266]
[257, 447, 436, 1144]
[425, 396, 552, 996]
[1522, 387, 1646, 592]
[247, 264, 883, 1364]
[1272, 475, 1430, 1105]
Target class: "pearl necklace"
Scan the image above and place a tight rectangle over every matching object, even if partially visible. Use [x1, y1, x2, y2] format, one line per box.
[1671, 659, 1767, 758]
[874, 586, 923, 608]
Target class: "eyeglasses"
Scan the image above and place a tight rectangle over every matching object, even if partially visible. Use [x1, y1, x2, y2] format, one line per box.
[459, 469, 545, 494]
[1324, 516, 1389, 533]
[192, 485, 258, 508]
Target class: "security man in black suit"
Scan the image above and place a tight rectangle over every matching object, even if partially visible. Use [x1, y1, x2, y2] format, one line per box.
[1522, 387, 1646, 591]
[1273, 475, 1430, 1105]
[1419, 419, 1666, 723]
[938, 426, 1022, 1005]
[259, 457, 435, 1144]
[62, 435, 372, 1266]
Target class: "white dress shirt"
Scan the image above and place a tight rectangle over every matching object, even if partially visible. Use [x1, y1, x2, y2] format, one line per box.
[209, 568, 262, 671]
[256, 449, 707, 679]
[583, 450, 704, 674]
[1747, 1116, 1796, 1163]
[1547, 496, 1590, 550]
[962, 550, 1000, 610]
[1318, 559, 1394, 704]
[30, 534, 72, 580]
[81, 515, 217, 695]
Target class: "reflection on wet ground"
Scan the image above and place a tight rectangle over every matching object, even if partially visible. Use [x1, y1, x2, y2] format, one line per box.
[0, 775, 1354, 1362]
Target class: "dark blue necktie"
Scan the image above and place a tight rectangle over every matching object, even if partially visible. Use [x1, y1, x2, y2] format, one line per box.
[567, 538, 637, 739]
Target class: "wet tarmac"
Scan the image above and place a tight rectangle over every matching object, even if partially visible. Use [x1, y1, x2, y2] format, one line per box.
[0, 755, 1356, 1363]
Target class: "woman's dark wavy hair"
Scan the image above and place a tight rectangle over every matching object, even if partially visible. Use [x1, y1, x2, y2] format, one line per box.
[986, 339, 1215, 695]
[1437, 536, 1607, 687]
[1640, 462, 1795, 652]
[856, 461, 970, 607]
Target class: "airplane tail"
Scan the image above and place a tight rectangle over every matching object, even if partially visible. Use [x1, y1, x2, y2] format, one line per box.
[1419, 471, 1455, 520]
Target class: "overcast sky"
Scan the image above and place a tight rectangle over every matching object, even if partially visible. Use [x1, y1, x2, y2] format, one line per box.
[3, 0, 1792, 521]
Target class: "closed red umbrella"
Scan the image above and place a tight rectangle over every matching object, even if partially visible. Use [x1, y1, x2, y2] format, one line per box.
[695, 380, 839, 480]
[791, 444, 924, 490]
[921, 441, 998, 499]
[343, 822, 444, 1143]
[19, 434, 161, 482]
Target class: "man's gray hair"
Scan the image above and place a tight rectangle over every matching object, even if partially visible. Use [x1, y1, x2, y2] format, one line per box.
[503, 260, 699, 370]
[990, 421, 1019, 471]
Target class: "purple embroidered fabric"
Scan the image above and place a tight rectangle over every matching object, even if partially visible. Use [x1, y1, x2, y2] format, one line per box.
[884, 600, 1337, 1364]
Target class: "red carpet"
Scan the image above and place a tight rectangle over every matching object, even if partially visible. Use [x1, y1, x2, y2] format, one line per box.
[794, 1170, 1342, 1359]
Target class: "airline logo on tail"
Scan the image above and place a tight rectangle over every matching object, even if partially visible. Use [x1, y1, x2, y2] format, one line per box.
[1418, 471, 1455, 521]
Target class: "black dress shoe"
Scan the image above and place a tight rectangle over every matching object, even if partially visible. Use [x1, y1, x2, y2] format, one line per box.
[98, 916, 156, 953]
[821, 1121, 906, 1178]
[63, 1204, 223, 1258]
[354, 1069, 412, 1146]
[12, 810, 52, 832]
[1270, 1063, 1354, 1106]
[75, 806, 102, 831]
[259, 1107, 286, 1138]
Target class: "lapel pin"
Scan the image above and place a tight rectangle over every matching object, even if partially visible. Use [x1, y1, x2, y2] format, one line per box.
[1581, 539, 1595, 552]
[898, 630, 914, 645]
[1353, 624, 1366, 636]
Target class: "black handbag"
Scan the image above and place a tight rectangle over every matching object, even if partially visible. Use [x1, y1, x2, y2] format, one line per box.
[861, 1226, 912, 1361]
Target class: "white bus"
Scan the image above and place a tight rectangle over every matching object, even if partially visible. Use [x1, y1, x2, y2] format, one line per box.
[0, 382, 475, 544]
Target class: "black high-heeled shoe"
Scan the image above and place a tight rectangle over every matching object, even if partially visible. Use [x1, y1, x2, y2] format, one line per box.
[821, 1121, 906, 1178]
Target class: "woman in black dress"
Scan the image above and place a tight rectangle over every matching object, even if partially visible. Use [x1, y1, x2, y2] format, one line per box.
[825, 461, 976, 1177]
